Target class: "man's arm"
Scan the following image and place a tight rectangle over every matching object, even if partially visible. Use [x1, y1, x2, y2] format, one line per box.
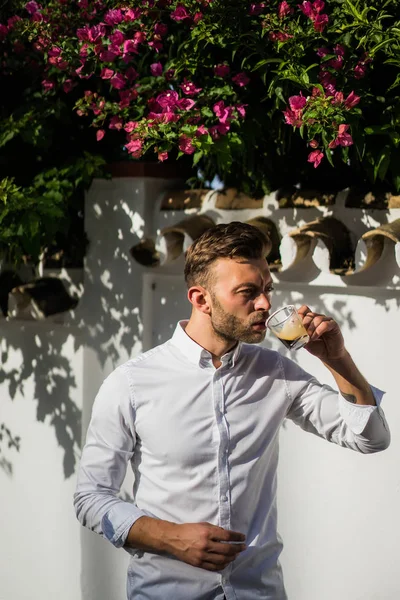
[126, 517, 246, 571]
[298, 305, 375, 405]
[284, 305, 390, 452]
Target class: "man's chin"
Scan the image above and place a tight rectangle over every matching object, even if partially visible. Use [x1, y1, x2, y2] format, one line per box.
[241, 329, 267, 344]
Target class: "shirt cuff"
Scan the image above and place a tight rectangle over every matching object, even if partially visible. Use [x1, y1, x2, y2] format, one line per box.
[339, 385, 385, 435]
[102, 502, 146, 548]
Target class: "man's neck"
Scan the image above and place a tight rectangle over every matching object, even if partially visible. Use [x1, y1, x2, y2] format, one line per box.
[184, 319, 237, 368]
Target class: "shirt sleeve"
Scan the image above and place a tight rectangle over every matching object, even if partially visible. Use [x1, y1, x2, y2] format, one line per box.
[282, 356, 390, 453]
[73, 366, 146, 549]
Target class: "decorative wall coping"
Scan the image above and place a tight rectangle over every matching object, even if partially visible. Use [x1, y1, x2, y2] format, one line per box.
[130, 187, 400, 290]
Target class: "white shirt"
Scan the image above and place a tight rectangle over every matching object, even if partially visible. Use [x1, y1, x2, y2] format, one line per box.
[74, 321, 390, 600]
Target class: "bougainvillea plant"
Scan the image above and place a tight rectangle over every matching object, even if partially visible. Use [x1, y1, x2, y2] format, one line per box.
[1, 0, 400, 262]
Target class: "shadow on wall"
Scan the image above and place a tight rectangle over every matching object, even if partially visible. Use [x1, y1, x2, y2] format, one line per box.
[0, 324, 82, 478]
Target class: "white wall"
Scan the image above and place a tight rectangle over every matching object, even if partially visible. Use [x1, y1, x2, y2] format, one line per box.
[1, 177, 399, 600]
[0, 321, 83, 600]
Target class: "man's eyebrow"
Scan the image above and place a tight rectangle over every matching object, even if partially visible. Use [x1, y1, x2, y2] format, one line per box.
[232, 281, 274, 292]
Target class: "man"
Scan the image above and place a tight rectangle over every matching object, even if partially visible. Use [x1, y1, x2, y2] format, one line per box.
[74, 221, 390, 600]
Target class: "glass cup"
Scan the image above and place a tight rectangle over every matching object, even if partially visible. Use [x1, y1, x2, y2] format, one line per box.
[266, 305, 309, 350]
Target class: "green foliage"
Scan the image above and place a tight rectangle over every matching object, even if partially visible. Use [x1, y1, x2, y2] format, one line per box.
[1, 0, 400, 262]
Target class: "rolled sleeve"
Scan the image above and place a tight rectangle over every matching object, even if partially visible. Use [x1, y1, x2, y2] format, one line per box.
[102, 503, 146, 548]
[339, 385, 385, 435]
[284, 355, 390, 453]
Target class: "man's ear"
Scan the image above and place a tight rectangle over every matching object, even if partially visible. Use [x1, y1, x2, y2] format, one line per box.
[187, 285, 211, 314]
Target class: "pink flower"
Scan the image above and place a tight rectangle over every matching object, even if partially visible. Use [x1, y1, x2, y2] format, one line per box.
[289, 94, 307, 111]
[334, 44, 345, 57]
[25, 1, 41, 15]
[156, 90, 179, 109]
[194, 12, 203, 23]
[319, 70, 336, 93]
[331, 91, 344, 105]
[236, 104, 248, 118]
[0, 24, 8, 39]
[150, 62, 163, 76]
[214, 64, 230, 77]
[313, 0, 325, 12]
[48, 47, 61, 58]
[42, 79, 55, 92]
[179, 135, 196, 154]
[109, 116, 123, 130]
[336, 124, 353, 146]
[171, 5, 190, 21]
[328, 56, 343, 70]
[177, 98, 196, 111]
[148, 39, 163, 53]
[124, 121, 138, 133]
[196, 125, 208, 136]
[309, 139, 319, 148]
[314, 13, 328, 32]
[344, 91, 360, 109]
[123, 40, 139, 54]
[125, 67, 139, 82]
[100, 68, 114, 80]
[99, 49, 118, 62]
[249, 3, 266, 15]
[124, 8, 141, 21]
[77, 24, 106, 43]
[299, 1, 314, 18]
[283, 109, 303, 127]
[354, 62, 367, 79]
[125, 139, 143, 157]
[110, 73, 126, 89]
[278, 1, 293, 18]
[308, 149, 324, 168]
[269, 31, 292, 42]
[104, 9, 124, 25]
[148, 110, 178, 124]
[62, 79, 75, 93]
[180, 79, 202, 96]
[110, 30, 125, 46]
[154, 23, 168, 36]
[209, 123, 230, 139]
[232, 72, 250, 87]
[213, 101, 234, 124]
[96, 129, 105, 141]
[316, 46, 330, 57]
[158, 151, 168, 162]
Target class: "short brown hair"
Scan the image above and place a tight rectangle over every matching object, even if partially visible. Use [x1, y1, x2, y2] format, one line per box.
[184, 221, 269, 288]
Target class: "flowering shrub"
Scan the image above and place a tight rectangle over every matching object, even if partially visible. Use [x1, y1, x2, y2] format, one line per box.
[1, 0, 400, 262]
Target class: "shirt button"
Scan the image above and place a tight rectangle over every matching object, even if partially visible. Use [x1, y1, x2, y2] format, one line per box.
[221, 494, 228, 502]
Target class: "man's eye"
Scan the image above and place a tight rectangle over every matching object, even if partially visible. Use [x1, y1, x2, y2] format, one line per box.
[240, 289, 255, 296]
[265, 286, 275, 294]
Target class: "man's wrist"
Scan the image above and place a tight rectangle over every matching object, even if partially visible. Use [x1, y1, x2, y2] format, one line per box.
[126, 516, 179, 554]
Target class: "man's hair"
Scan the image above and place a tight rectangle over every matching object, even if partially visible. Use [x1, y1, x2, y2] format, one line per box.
[184, 221, 269, 288]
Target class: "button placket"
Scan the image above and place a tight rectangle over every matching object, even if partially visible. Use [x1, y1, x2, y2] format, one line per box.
[212, 369, 231, 530]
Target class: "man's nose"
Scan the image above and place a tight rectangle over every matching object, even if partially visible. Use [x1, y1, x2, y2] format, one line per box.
[254, 293, 272, 311]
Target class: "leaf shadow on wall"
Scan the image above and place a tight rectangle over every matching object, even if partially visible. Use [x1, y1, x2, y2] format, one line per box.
[0, 324, 82, 478]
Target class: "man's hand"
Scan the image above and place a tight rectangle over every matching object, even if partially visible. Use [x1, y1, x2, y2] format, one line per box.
[297, 305, 346, 361]
[126, 517, 246, 572]
[165, 522, 246, 571]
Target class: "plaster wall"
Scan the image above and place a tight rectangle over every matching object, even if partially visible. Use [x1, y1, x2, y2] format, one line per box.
[1, 176, 399, 600]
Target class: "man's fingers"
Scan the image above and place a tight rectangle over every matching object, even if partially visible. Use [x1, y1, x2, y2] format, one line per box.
[209, 541, 246, 556]
[211, 527, 246, 543]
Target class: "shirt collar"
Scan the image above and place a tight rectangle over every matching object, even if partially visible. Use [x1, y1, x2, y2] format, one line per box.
[170, 320, 242, 368]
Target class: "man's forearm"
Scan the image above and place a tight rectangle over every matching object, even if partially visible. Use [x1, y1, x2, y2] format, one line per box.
[323, 350, 376, 406]
[126, 516, 176, 553]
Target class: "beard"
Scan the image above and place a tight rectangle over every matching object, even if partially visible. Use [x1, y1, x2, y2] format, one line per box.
[209, 294, 268, 344]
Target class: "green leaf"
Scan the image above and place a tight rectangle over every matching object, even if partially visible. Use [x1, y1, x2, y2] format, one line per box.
[193, 151, 203, 166]
[374, 146, 391, 181]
